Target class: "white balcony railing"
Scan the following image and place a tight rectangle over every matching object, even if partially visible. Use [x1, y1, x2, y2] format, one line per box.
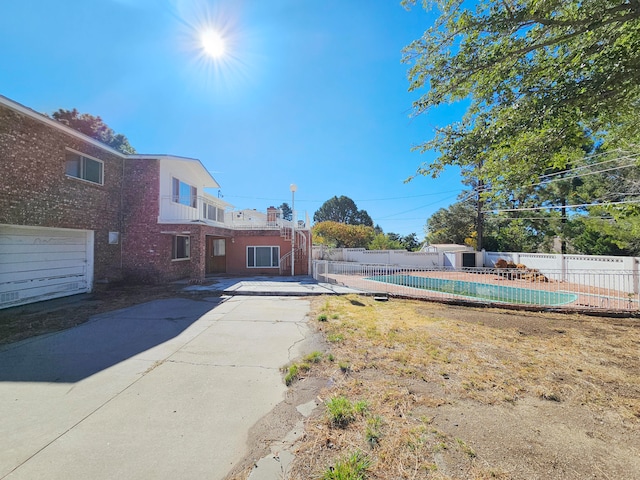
[159, 196, 311, 231]
[225, 211, 310, 231]
[159, 195, 227, 225]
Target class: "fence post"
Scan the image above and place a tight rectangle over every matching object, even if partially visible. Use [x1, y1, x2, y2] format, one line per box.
[623, 256, 637, 294]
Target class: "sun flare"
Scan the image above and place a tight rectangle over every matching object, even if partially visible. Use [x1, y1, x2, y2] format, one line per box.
[201, 29, 226, 58]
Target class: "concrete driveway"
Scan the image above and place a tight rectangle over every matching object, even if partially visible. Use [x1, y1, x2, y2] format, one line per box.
[0, 295, 318, 479]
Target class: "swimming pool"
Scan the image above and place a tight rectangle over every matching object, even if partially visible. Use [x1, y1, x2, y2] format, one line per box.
[366, 274, 578, 306]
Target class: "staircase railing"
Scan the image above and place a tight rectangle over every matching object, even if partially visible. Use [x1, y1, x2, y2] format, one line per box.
[279, 229, 308, 275]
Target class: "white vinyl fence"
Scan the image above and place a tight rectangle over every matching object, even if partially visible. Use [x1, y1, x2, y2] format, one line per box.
[313, 261, 640, 312]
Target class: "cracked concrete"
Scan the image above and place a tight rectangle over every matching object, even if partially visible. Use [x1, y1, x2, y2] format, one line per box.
[0, 295, 318, 479]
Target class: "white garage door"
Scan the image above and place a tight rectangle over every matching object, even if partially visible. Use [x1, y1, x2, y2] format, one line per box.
[0, 225, 93, 309]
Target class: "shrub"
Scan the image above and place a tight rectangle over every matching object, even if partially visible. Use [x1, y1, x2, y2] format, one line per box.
[326, 396, 368, 428]
[304, 351, 323, 363]
[322, 451, 370, 480]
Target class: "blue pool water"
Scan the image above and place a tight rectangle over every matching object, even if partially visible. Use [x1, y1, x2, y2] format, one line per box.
[366, 274, 578, 306]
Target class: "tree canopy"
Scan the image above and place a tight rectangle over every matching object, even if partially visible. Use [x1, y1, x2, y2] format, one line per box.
[404, 0, 640, 191]
[312, 221, 375, 248]
[50, 108, 136, 154]
[313, 195, 373, 226]
[278, 202, 292, 221]
[405, 0, 640, 255]
[425, 200, 477, 246]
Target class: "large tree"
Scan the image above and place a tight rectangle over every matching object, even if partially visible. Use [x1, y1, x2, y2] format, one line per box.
[278, 202, 293, 221]
[313, 195, 373, 226]
[425, 200, 476, 246]
[426, 197, 552, 252]
[312, 221, 375, 248]
[404, 0, 640, 196]
[50, 108, 136, 154]
[386, 232, 422, 251]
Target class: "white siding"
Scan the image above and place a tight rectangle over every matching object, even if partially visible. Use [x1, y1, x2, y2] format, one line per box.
[0, 225, 93, 309]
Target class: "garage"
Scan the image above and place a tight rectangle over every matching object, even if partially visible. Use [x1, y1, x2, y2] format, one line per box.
[0, 225, 93, 309]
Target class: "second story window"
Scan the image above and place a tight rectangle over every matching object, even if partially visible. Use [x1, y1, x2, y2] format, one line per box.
[172, 177, 197, 208]
[204, 204, 225, 222]
[65, 151, 103, 185]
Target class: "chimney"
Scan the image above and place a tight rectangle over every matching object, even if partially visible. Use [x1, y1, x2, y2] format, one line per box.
[267, 206, 278, 225]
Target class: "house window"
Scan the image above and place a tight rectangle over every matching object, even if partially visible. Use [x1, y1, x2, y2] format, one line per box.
[172, 235, 190, 260]
[172, 177, 197, 208]
[203, 204, 226, 223]
[65, 151, 103, 184]
[247, 246, 279, 268]
[213, 238, 225, 256]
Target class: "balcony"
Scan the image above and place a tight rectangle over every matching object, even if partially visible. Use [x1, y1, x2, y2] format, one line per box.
[226, 210, 310, 231]
[159, 195, 227, 226]
[159, 195, 310, 231]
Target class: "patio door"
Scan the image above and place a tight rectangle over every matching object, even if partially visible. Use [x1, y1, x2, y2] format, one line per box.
[206, 237, 226, 274]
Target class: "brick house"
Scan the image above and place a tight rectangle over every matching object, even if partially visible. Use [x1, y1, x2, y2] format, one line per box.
[0, 95, 311, 309]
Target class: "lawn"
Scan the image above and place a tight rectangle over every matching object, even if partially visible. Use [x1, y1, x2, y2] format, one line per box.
[288, 294, 640, 479]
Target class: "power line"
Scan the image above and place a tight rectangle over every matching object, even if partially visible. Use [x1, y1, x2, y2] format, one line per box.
[226, 189, 463, 204]
[375, 192, 462, 220]
[532, 162, 639, 189]
[484, 199, 640, 213]
[490, 215, 615, 221]
[356, 189, 461, 202]
[470, 151, 640, 197]
[538, 149, 635, 180]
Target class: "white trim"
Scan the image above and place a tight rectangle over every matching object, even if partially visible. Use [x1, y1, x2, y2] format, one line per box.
[0, 94, 126, 156]
[86, 230, 94, 292]
[0, 94, 221, 188]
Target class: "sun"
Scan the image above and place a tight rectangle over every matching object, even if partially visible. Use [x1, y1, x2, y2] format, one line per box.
[201, 29, 226, 58]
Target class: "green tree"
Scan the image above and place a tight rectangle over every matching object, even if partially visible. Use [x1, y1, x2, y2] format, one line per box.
[400, 233, 421, 252]
[50, 108, 136, 154]
[312, 221, 375, 248]
[404, 0, 640, 203]
[568, 218, 629, 256]
[385, 232, 421, 251]
[404, 0, 640, 128]
[425, 201, 476, 245]
[426, 199, 548, 252]
[313, 196, 373, 226]
[369, 233, 403, 250]
[278, 202, 292, 221]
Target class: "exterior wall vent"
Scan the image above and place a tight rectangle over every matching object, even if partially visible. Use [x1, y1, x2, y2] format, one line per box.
[0, 292, 20, 304]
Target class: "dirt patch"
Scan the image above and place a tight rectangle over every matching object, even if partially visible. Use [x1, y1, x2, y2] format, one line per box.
[4, 288, 639, 479]
[0, 282, 220, 345]
[286, 295, 640, 479]
[224, 376, 328, 480]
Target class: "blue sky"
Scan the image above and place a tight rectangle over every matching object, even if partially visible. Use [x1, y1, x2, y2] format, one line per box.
[0, 0, 466, 237]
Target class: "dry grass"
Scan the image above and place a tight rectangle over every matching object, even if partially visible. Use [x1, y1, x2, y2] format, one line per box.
[289, 294, 640, 479]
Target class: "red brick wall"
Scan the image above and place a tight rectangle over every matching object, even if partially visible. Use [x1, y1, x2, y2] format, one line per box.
[119, 162, 237, 283]
[225, 229, 310, 275]
[0, 104, 124, 282]
[0, 102, 312, 285]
